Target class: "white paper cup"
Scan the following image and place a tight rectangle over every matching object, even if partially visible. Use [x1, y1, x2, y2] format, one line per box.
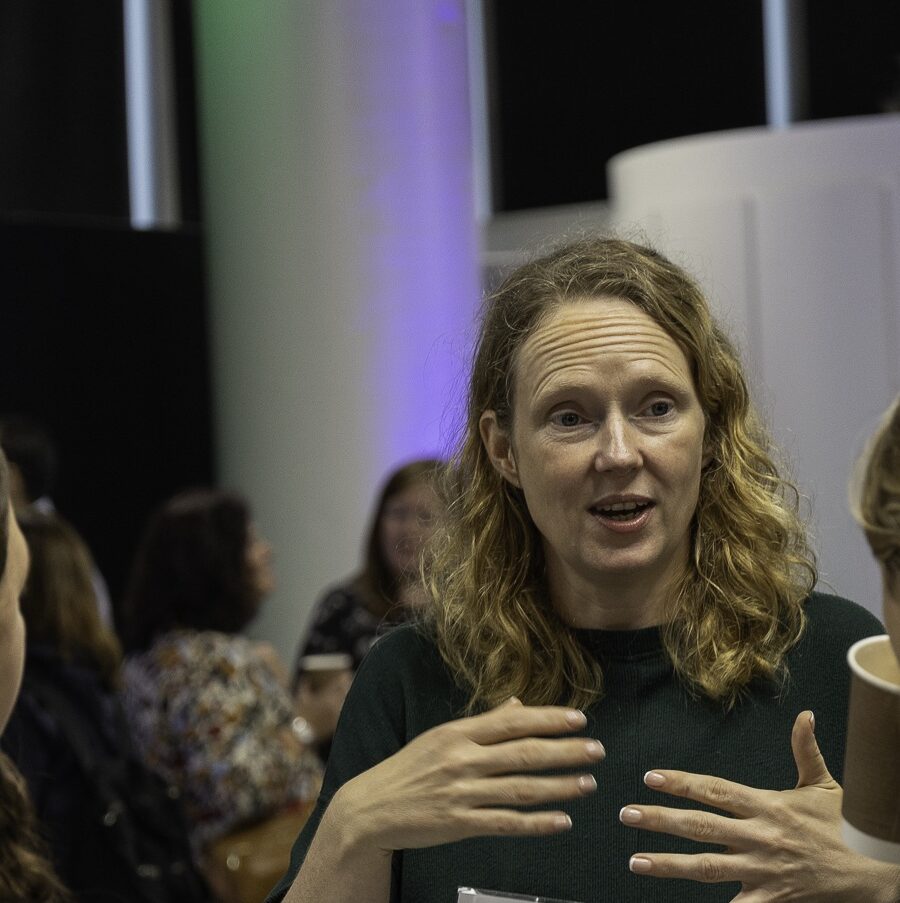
[841, 634, 900, 863]
[296, 653, 354, 673]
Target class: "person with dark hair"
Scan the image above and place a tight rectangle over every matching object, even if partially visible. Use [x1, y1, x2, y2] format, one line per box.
[0, 449, 72, 902]
[0, 415, 58, 512]
[291, 460, 443, 759]
[268, 237, 896, 903]
[0, 415, 113, 626]
[296, 458, 443, 673]
[120, 489, 322, 863]
[3, 510, 209, 901]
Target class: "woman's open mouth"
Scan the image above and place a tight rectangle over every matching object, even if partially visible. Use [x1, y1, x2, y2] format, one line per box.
[589, 499, 655, 531]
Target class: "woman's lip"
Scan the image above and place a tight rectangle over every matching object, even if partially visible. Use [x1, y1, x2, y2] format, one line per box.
[590, 503, 654, 534]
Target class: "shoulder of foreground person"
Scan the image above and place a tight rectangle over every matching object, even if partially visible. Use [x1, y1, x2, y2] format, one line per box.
[349, 622, 464, 718]
[803, 590, 884, 637]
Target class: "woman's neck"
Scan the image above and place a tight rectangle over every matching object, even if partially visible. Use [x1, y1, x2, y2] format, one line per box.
[546, 563, 682, 630]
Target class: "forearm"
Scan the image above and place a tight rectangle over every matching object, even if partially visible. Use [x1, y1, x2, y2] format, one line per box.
[283, 787, 393, 903]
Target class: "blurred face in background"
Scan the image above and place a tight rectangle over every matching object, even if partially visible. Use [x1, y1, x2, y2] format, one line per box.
[0, 510, 28, 733]
[379, 480, 441, 580]
[245, 523, 275, 602]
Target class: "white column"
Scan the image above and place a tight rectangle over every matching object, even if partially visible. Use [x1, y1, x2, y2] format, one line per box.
[193, 1, 479, 661]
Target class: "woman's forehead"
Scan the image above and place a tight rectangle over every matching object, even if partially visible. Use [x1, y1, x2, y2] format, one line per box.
[513, 299, 691, 387]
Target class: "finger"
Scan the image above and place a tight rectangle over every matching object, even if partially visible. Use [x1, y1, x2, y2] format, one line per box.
[627, 850, 754, 884]
[791, 710, 835, 789]
[618, 803, 759, 848]
[642, 769, 761, 818]
[456, 807, 574, 839]
[730, 891, 777, 903]
[481, 736, 606, 775]
[462, 703, 591, 745]
[462, 772, 597, 808]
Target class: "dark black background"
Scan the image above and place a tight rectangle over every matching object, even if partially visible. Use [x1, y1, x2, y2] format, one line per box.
[489, 2, 900, 209]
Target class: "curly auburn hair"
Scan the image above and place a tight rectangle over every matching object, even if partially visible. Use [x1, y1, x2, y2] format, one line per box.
[426, 236, 816, 711]
[852, 394, 900, 586]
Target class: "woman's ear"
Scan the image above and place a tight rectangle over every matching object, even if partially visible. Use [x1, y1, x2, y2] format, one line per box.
[479, 411, 521, 488]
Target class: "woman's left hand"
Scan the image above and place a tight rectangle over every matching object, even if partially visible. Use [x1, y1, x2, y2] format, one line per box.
[619, 711, 900, 902]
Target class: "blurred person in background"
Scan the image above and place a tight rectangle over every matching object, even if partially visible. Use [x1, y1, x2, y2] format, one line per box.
[295, 458, 443, 673]
[0, 415, 113, 626]
[853, 393, 900, 660]
[3, 509, 208, 901]
[292, 459, 443, 759]
[120, 488, 322, 867]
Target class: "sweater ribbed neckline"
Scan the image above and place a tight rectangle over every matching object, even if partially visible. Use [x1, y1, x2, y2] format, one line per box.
[572, 623, 664, 660]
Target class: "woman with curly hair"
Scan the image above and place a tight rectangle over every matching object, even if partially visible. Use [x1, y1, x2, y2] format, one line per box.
[269, 237, 895, 903]
[0, 449, 71, 902]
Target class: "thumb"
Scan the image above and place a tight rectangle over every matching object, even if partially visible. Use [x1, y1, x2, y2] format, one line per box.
[792, 710, 835, 788]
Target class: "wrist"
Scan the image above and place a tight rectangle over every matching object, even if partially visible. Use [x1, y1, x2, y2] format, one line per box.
[326, 779, 392, 862]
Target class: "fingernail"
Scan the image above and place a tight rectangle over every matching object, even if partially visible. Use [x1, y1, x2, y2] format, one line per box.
[578, 775, 597, 792]
[629, 855, 652, 874]
[565, 709, 587, 726]
[555, 814, 572, 830]
[808, 711, 815, 732]
[644, 771, 665, 787]
[506, 696, 522, 706]
[619, 806, 642, 825]
[585, 740, 605, 759]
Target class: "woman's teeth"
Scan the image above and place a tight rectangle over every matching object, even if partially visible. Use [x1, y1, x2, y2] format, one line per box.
[595, 501, 650, 520]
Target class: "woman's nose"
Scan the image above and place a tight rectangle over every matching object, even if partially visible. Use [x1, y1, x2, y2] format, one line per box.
[593, 416, 641, 472]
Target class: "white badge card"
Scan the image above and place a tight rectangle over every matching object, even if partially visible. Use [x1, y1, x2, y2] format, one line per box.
[457, 889, 582, 903]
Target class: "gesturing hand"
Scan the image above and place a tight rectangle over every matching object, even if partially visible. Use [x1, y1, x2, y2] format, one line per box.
[329, 697, 604, 854]
[619, 711, 900, 902]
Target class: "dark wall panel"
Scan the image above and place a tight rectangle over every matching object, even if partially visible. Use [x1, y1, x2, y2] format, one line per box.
[488, 2, 766, 210]
[0, 2, 128, 219]
[0, 219, 213, 616]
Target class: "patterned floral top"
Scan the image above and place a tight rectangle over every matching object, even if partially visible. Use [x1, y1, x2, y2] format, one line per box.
[121, 629, 322, 854]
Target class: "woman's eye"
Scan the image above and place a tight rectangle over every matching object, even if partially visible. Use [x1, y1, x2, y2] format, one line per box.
[645, 400, 674, 417]
[551, 411, 583, 427]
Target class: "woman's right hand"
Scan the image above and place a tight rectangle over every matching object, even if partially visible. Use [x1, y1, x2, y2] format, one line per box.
[325, 697, 603, 853]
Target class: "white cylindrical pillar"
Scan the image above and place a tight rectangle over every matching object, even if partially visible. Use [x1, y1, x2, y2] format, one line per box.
[193, 1, 480, 662]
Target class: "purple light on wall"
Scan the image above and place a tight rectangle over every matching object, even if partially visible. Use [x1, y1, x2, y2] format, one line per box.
[340, 0, 481, 466]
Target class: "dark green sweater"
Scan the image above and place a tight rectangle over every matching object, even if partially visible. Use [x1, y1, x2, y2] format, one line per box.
[268, 592, 881, 903]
